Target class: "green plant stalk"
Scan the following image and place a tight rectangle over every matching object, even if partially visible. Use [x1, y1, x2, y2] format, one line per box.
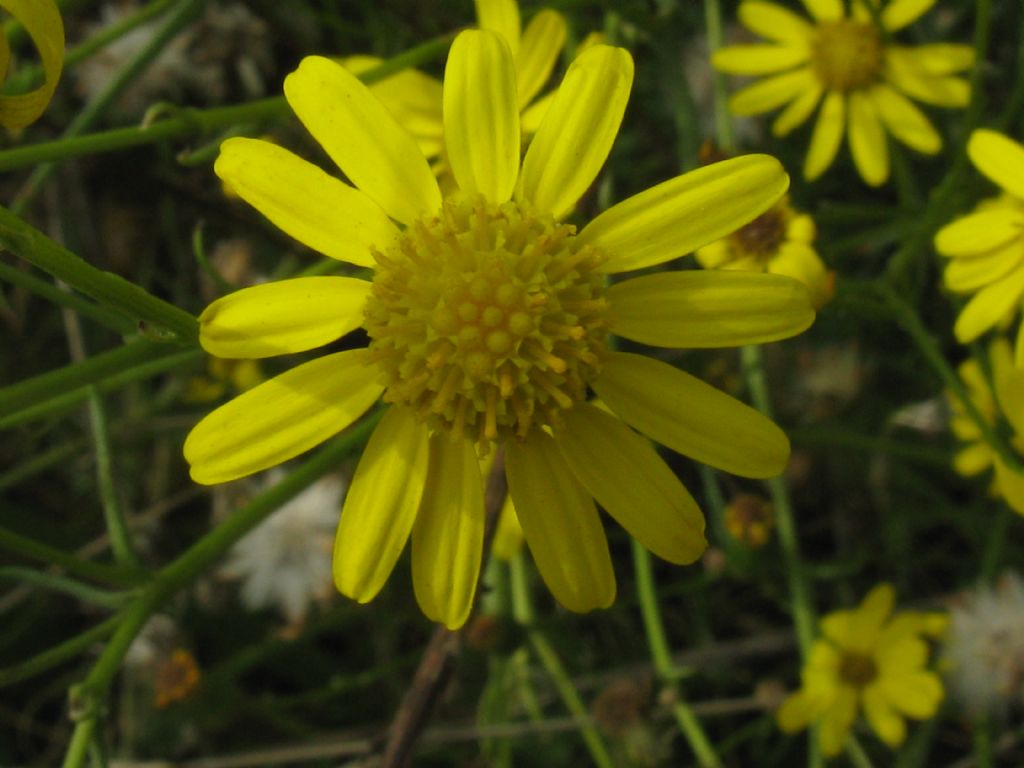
[845, 736, 876, 768]
[0, 524, 140, 586]
[741, 345, 816, 656]
[13, 0, 206, 213]
[0, 206, 199, 343]
[87, 389, 140, 569]
[0, 348, 202, 429]
[702, 0, 735, 154]
[0, 439, 81, 492]
[509, 554, 615, 768]
[61, 414, 380, 768]
[0, 31, 456, 172]
[0, 615, 121, 688]
[0, 567, 130, 609]
[632, 540, 721, 768]
[0, 337, 188, 416]
[877, 283, 1023, 477]
[65, 0, 180, 71]
[0, 259, 137, 336]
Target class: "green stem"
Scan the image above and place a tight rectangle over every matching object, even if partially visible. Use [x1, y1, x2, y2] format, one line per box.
[0, 567, 130, 609]
[509, 554, 615, 768]
[702, 0, 735, 153]
[632, 540, 721, 768]
[0, 524, 140, 586]
[61, 415, 380, 768]
[0, 32, 456, 172]
[0, 615, 120, 688]
[741, 345, 815, 656]
[65, 0, 180, 71]
[0, 337, 191, 417]
[87, 390, 140, 569]
[0, 259, 137, 336]
[0, 206, 199, 343]
[845, 736, 875, 768]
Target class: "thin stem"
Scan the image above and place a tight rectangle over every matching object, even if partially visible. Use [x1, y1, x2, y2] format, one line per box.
[87, 390, 140, 569]
[0, 615, 121, 688]
[845, 736, 876, 768]
[0, 567, 130, 609]
[702, 0, 735, 153]
[0, 524, 141, 586]
[61, 415, 380, 768]
[741, 345, 816, 656]
[632, 540, 721, 768]
[0, 32, 456, 172]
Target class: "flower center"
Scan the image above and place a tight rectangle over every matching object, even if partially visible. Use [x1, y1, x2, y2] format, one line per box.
[364, 196, 610, 447]
[811, 20, 883, 91]
[838, 651, 878, 688]
[729, 206, 787, 262]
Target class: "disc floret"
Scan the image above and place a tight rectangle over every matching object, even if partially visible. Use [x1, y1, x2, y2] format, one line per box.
[364, 196, 610, 447]
[812, 20, 884, 92]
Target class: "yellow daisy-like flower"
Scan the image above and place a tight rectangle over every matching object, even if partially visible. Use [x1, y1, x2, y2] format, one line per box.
[696, 195, 833, 308]
[184, 32, 816, 629]
[713, 0, 973, 186]
[777, 584, 947, 757]
[347, 0, 571, 174]
[949, 338, 1024, 515]
[936, 130, 1024, 351]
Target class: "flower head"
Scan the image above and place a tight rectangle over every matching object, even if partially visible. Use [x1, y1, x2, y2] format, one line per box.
[936, 130, 1024, 349]
[777, 584, 947, 756]
[696, 196, 833, 308]
[713, 0, 973, 186]
[949, 338, 1024, 515]
[185, 31, 815, 629]
[943, 573, 1024, 718]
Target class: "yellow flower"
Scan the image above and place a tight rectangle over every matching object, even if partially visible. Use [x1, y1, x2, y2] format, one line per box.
[0, 0, 64, 129]
[696, 195, 833, 308]
[723, 492, 774, 548]
[936, 130, 1024, 350]
[949, 338, 1024, 514]
[184, 32, 816, 629]
[777, 584, 947, 757]
[713, 0, 973, 186]
[183, 356, 263, 403]
[345, 0, 574, 177]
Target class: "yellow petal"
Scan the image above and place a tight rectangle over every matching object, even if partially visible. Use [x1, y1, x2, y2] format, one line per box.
[506, 431, 616, 612]
[491, 495, 524, 561]
[284, 56, 441, 225]
[199, 277, 370, 358]
[557, 403, 707, 564]
[863, 684, 906, 747]
[900, 43, 974, 75]
[822, 583, 894, 651]
[848, 89, 889, 186]
[772, 79, 823, 136]
[334, 407, 430, 602]
[520, 89, 554, 135]
[945, 244, 1024, 293]
[881, 0, 936, 31]
[869, 84, 941, 154]
[804, 90, 845, 181]
[184, 350, 383, 484]
[592, 352, 790, 478]
[771, 242, 834, 309]
[800, 0, 843, 22]
[777, 689, 819, 733]
[818, 686, 857, 757]
[968, 129, 1024, 200]
[996, 367, 1024, 436]
[516, 10, 567, 108]
[608, 270, 814, 347]
[935, 209, 1023, 258]
[885, 48, 969, 107]
[344, 55, 444, 159]
[0, 0, 64, 129]
[953, 442, 991, 476]
[412, 435, 484, 630]
[474, 0, 520, 57]
[878, 671, 944, 719]
[729, 67, 814, 116]
[953, 264, 1024, 343]
[995, 458, 1024, 514]
[739, 1, 815, 46]
[712, 44, 809, 75]
[582, 155, 789, 273]
[444, 30, 520, 204]
[518, 45, 633, 218]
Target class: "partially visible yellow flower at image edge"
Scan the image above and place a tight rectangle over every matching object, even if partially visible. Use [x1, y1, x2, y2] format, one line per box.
[185, 31, 816, 630]
[949, 337, 1024, 515]
[713, 0, 973, 186]
[696, 195, 833, 309]
[0, 0, 64, 129]
[936, 130, 1024, 354]
[777, 584, 948, 757]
